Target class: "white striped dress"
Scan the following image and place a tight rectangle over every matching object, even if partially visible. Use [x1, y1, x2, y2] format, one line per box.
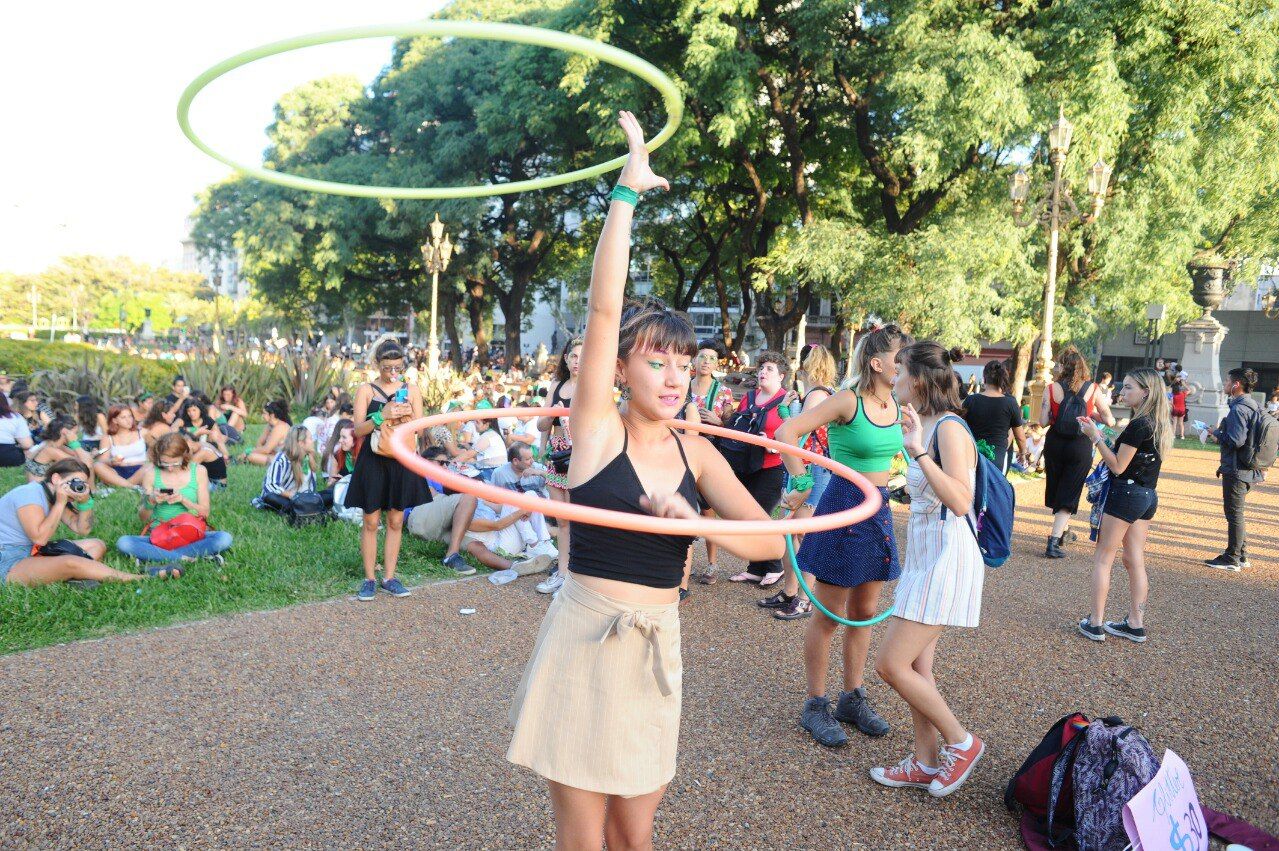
[894, 415, 985, 628]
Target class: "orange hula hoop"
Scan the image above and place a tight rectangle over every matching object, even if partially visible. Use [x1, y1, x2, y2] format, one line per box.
[390, 407, 882, 536]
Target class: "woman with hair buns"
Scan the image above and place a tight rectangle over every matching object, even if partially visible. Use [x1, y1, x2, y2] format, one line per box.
[871, 342, 986, 798]
[347, 336, 433, 602]
[533, 335, 582, 595]
[506, 110, 783, 851]
[1038, 347, 1114, 558]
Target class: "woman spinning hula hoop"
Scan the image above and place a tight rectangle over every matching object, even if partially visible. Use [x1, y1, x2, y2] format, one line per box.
[506, 110, 785, 851]
[775, 326, 912, 749]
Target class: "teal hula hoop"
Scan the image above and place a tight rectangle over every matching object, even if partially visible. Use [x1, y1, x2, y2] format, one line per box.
[177, 21, 684, 199]
[785, 534, 895, 628]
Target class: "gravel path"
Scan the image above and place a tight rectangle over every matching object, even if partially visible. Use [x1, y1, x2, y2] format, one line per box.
[1, 448, 1275, 849]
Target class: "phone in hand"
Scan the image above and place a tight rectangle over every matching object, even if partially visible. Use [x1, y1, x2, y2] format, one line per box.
[159, 488, 174, 495]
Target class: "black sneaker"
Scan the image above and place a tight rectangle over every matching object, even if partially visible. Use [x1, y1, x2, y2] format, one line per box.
[833, 686, 890, 737]
[1103, 619, 1147, 643]
[800, 696, 849, 748]
[1203, 555, 1242, 572]
[757, 591, 792, 609]
[679, 588, 690, 603]
[1077, 618, 1105, 642]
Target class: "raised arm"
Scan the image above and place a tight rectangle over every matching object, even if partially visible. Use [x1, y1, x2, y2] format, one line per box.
[570, 111, 670, 468]
[776, 390, 858, 478]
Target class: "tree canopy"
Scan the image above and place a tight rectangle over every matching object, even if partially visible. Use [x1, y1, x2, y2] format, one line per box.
[191, 0, 1279, 367]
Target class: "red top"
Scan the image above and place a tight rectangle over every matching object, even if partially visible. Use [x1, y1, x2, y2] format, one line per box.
[1049, 382, 1097, 423]
[736, 388, 788, 469]
[1171, 390, 1187, 413]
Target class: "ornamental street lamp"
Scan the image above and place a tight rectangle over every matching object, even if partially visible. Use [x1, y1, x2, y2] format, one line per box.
[1011, 107, 1112, 407]
[420, 213, 454, 372]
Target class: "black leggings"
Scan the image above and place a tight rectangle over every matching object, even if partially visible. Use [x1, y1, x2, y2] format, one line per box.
[740, 465, 786, 576]
[260, 490, 335, 514]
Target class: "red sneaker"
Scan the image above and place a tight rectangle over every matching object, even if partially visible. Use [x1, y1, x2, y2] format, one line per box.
[870, 755, 936, 790]
[929, 735, 985, 797]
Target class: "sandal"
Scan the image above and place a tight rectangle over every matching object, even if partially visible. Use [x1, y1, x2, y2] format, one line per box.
[728, 571, 762, 584]
[147, 564, 184, 580]
[759, 570, 785, 587]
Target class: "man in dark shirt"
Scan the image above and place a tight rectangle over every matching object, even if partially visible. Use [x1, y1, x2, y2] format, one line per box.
[1203, 368, 1264, 570]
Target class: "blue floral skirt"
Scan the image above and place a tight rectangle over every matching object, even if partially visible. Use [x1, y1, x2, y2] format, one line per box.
[797, 479, 900, 589]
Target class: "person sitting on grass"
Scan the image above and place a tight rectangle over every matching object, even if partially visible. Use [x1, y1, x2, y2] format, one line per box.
[115, 433, 233, 569]
[241, 400, 291, 466]
[323, 418, 357, 485]
[0, 391, 34, 468]
[25, 418, 97, 488]
[215, 384, 248, 436]
[403, 468, 552, 579]
[254, 424, 334, 514]
[140, 402, 172, 447]
[178, 399, 229, 489]
[94, 404, 149, 488]
[0, 458, 174, 585]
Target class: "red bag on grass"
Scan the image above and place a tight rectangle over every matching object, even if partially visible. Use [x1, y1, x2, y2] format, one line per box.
[147, 514, 209, 550]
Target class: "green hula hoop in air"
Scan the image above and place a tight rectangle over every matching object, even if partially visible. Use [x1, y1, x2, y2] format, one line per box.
[785, 534, 896, 628]
[177, 20, 684, 199]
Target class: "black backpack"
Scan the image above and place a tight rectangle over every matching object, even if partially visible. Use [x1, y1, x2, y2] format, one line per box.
[288, 491, 330, 527]
[717, 390, 784, 476]
[1240, 406, 1279, 471]
[1051, 383, 1093, 438]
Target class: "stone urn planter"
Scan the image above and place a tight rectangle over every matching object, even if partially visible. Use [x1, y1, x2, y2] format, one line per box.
[1186, 261, 1230, 317]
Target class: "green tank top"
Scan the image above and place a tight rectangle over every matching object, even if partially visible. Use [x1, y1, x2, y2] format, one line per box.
[826, 395, 904, 473]
[152, 464, 199, 522]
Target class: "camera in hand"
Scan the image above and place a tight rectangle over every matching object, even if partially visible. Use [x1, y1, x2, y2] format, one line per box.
[67, 479, 88, 494]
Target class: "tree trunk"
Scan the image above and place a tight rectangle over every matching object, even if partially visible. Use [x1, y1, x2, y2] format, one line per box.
[440, 287, 463, 371]
[466, 277, 489, 368]
[496, 276, 529, 366]
[1010, 336, 1034, 403]
[830, 311, 847, 366]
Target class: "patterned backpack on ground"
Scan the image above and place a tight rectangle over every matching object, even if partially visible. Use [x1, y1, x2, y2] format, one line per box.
[1067, 717, 1160, 851]
[1006, 712, 1091, 844]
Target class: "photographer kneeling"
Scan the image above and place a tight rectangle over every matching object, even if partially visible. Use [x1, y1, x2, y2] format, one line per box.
[0, 459, 157, 585]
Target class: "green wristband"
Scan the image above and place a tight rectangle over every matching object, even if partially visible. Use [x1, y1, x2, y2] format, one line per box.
[787, 472, 814, 493]
[370, 410, 385, 426]
[68, 440, 83, 450]
[79, 497, 95, 510]
[609, 184, 640, 206]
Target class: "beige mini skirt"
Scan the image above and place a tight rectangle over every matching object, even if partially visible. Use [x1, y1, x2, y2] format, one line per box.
[507, 573, 682, 797]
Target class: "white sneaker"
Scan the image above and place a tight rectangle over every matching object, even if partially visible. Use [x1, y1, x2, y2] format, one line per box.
[512, 554, 553, 577]
[536, 569, 564, 594]
[531, 540, 559, 559]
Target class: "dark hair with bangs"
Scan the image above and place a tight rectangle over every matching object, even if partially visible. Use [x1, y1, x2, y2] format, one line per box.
[618, 297, 696, 361]
[897, 342, 965, 416]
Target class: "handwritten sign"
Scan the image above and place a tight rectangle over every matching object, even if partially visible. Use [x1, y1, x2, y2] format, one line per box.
[1123, 749, 1209, 851]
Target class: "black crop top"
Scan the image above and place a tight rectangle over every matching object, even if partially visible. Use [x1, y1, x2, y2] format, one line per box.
[569, 428, 698, 589]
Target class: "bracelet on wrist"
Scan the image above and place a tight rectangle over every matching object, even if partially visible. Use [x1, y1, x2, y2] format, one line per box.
[912, 452, 928, 463]
[370, 410, 385, 427]
[787, 472, 814, 493]
[609, 183, 641, 207]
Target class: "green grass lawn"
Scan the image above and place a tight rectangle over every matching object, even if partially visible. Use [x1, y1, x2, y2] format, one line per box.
[0, 431, 464, 655]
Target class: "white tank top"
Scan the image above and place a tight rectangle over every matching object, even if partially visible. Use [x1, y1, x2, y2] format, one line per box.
[111, 431, 148, 465]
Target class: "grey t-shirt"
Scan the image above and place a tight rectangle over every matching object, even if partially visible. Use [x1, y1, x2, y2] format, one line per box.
[0, 481, 49, 549]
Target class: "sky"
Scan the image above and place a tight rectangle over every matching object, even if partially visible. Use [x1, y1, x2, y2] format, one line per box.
[0, 0, 446, 274]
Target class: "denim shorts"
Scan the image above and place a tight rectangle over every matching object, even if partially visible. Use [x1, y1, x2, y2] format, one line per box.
[785, 464, 833, 509]
[1103, 480, 1158, 523]
[0, 543, 31, 583]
